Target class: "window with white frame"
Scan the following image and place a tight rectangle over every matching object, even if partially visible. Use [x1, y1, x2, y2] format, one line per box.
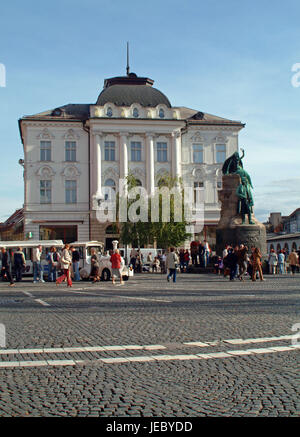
[193, 144, 203, 163]
[216, 144, 226, 163]
[40, 180, 51, 204]
[157, 142, 167, 162]
[65, 180, 77, 204]
[65, 141, 76, 162]
[40, 141, 51, 161]
[104, 141, 116, 161]
[131, 142, 142, 161]
[194, 181, 204, 204]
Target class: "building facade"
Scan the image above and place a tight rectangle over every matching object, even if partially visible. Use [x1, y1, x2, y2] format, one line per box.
[19, 71, 244, 249]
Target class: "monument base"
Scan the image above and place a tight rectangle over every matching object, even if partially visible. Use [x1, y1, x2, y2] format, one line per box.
[216, 222, 267, 256]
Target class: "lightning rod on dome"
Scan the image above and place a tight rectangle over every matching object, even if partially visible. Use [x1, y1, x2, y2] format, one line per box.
[126, 42, 130, 76]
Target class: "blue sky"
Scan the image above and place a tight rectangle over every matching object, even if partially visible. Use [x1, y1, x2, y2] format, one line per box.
[0, 0, 300, 222]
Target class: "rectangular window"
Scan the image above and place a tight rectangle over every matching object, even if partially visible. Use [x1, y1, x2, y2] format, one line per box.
[40, 141, 51, 161]
[40, 180, 51, 204]
[65, 141, 76, 161]
[216, 144, 226, 163]
[193, 144, 203, 163]
[104, 141, 115, 161]
[157, 142, 167, 162]
[131, 142, 142, 162]
[65, 180, 77, 204]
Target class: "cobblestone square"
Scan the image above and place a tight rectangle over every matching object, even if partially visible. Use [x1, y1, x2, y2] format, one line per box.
[0, 273, 299, 417]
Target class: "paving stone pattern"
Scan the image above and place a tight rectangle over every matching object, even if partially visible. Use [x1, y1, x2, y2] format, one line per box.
[0, 273, 299, 417]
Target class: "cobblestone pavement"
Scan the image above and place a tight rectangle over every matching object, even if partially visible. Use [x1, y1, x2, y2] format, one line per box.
[0, 273, 299, 417]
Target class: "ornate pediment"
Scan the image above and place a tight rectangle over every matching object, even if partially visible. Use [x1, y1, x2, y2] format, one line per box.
[36, 165, 55, 178]
[190, 131, 206, 143]
[36, 128, 55, 140]
[63, 129, 80, 140]
[61, 165, 81, 178]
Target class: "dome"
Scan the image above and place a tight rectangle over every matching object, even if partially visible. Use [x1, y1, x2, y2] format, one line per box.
[96, 74, 171, 108]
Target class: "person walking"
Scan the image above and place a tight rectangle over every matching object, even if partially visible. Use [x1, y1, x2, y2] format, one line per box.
[166, 247, 179, 283]
[1, 247, 15, 286]
[13, 247, 26, 282]
[278, 250, 285, 275]
[237, 245, 249, 281]
[226, 247, 239, 281]
[184, 249, 190, 272]
[179, 249, 185, 273]
[288, 249, 299, 275]
[110, 249, 124, 285]
[32, 245, 44, 283]
[160, 251, 166, 274]
[203, 240, 211, 268]
[56, 244, 72, 287]
[48, 246, 60, 282]
[71, 246, 81, 281]
[251, 247, 265, 281]
[89, 248, 100, 282]
[268, 249, 278, 275]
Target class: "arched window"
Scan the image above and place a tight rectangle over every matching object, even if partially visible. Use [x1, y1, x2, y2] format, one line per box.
[106, 107, 113, 117]
[159, 108, 165, 119]
[292, 242, 297, 250]
[135, 179, 142, 186]
[133, 107, 139, 118]
[284, 243, 289, 253]
[270, 244, 274, 251]
[104, 179, 116, 189]
[277, 244, 281, 252]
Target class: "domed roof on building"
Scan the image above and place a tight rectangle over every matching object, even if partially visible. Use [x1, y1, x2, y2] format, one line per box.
[96, 73, 171, 108]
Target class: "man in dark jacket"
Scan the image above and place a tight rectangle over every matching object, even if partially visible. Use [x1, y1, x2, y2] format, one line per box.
[1, 248, 15, 286]
[226, 246, 239, 281]
[13, 247, 26, 282]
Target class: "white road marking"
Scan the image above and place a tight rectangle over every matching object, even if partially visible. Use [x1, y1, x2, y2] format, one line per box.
[0, 345, 298, 368]
[34, 299, 50, 307]
[0, 335, 298, 368]
[113, 295, 172, 303]
[20, 290, 50, 307]
[224, 335, 294, 345]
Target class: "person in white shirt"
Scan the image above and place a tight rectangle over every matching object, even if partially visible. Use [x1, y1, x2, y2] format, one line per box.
[268, 249, 278, 275]
[33, 245, 44, 283]
[166, 248, 179, 283]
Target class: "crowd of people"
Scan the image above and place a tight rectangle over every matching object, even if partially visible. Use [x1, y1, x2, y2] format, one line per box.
[129, 242, 300, 284]
[0, 244, 126, 287]
[1, 241, 299, 287]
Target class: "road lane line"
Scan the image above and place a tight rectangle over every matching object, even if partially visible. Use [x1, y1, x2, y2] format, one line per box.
[0, 345, 298, 368]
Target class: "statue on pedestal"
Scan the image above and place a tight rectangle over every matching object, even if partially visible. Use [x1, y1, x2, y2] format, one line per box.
[216, 148, 267, 256]
[222, 148, 255, 225]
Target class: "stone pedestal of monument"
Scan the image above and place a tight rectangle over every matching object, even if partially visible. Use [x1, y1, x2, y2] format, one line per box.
[216, 174, 267, 255]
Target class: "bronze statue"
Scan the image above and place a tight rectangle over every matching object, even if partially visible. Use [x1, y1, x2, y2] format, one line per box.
[223, 149, 255, 225]
[222, 148, 244, 175]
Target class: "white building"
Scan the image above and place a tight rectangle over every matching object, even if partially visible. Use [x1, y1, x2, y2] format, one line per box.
[19, 70, 244, 249]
